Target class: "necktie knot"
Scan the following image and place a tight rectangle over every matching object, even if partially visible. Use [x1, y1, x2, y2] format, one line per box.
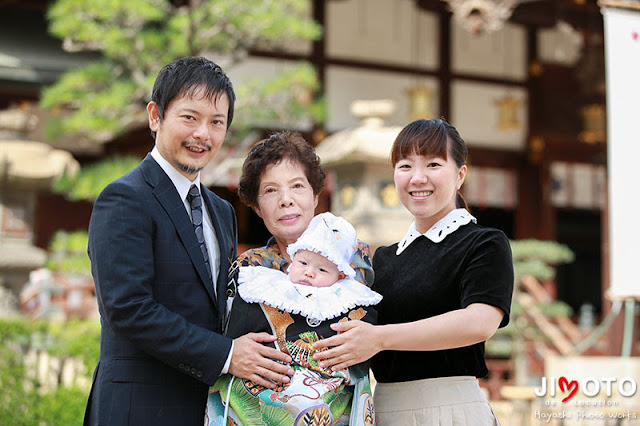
[188, 185, 203, 209]
[188, 185, 204, 226]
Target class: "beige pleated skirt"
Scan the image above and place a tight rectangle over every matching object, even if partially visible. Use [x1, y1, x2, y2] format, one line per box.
[373, 376, 500, 426]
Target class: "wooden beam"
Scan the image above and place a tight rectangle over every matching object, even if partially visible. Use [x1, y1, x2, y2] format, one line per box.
[519, 292, 574, 355]
[599, 0, 640, 11]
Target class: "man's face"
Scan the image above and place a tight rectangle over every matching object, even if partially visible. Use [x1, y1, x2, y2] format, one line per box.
[147, 87, 229, 180]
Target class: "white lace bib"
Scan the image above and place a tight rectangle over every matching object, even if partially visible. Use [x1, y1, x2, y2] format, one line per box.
[237, 266, 382, 321]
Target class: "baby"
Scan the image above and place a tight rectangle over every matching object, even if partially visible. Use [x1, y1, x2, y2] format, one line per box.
[238, 212, 381, 323]
[288, 248, 345, 288]
[206, 212, 381, 426]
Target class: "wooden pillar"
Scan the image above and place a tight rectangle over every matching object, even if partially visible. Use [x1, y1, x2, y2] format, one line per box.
[514, 162, 554, 240]
[515, 26, 555, 241]
[439, 11, 451, 119]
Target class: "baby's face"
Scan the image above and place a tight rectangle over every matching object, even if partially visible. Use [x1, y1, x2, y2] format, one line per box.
[289, 250, 344, 288]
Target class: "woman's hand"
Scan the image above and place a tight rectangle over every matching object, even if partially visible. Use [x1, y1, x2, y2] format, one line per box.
[311, 320, 382, 371]
[310, 304, 504, 372]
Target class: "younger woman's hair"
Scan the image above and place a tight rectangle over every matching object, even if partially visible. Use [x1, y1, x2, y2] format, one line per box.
[390, 118, 469, 210]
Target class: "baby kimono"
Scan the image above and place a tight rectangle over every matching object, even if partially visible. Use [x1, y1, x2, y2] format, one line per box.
[205, 265, 381, 426]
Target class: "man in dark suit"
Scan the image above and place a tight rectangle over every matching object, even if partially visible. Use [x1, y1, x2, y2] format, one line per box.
[84, 57, 293, 425]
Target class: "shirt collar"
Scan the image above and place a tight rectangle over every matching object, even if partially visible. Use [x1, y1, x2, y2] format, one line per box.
[396, 208, 477, 255]
[151, 146, 201, 201]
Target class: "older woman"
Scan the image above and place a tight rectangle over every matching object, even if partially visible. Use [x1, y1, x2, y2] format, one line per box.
[205, 131, 375, 426]
[234, 131, 373, 285]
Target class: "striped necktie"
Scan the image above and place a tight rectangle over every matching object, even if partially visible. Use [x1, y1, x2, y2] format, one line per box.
[187, 184, 213, 284]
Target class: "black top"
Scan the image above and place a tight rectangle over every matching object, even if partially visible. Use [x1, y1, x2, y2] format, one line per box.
[370, 221, 513, 383]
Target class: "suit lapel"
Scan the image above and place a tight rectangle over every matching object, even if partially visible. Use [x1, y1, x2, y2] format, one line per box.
[201, 187, 233, 311]
[140, 155, 218, 306]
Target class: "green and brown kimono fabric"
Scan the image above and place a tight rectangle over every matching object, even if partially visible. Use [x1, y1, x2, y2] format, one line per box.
[206, 299, 376, 426]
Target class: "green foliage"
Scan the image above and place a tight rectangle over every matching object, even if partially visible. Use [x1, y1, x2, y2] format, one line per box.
[46, 319, 101, 366]
[0, 318, 100, 426]
[41, 64, 145, 142]
[510, 239, 575, 280]
[37, 386, 91, 426]
[53, 156, 140, 201]
[513, 259, 556, 281]
[484, 332, 514, 358]
[235, 63, 325, 130]
[0, 336, 34, 425]
[485, 239, 576, 358]
[537, 300, 573, 318]
[42, 0, 323, 144]
[509, 239, 574, 281]
[45, 230, 91, 276]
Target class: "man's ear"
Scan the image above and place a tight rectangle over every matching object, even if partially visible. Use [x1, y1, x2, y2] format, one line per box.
[147, 101, 160, 132]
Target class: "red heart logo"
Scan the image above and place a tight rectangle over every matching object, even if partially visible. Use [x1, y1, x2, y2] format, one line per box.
[559, 376, 578, 402]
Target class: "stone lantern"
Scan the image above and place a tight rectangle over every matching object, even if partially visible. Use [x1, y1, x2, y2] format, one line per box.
[0, 104, 79, 311]
[315, 100, 412, 251]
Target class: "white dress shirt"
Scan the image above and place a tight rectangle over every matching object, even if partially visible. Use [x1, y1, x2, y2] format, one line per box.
[151, 147, 220, 285]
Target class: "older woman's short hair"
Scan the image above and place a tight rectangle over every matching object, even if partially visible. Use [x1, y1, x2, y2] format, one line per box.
[238, 131, 326, 207]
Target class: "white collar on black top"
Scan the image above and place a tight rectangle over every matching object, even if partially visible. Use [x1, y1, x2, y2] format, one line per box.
[396, 208, 477, 255]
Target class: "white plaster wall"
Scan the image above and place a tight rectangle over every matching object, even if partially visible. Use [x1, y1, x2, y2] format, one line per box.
[326, 66, 439, 131]
[603, 7, 640, 298]
[326, 0, 439, 69]
[451, 22, 527, 80]
[225, 56, 295, 84]
[450, 80, 527, 150]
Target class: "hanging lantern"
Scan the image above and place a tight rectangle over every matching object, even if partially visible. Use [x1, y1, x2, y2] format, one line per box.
[495, 94, 522, 132]
[578, 104, 606, 144]
[408, 86, 434, 121]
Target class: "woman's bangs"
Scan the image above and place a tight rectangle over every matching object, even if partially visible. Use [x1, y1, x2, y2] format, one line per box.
[394, 127, 449, 163]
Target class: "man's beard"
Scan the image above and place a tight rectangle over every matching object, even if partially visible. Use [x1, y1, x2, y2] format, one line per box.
[176, 162, 203, 175]
[176, 140, 211, 175]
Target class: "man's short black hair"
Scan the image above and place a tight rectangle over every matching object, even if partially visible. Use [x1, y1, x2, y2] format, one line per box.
[150, 57, 236, 138]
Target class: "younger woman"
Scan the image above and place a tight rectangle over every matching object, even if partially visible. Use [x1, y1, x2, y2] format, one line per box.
[313, 118, 513, 425]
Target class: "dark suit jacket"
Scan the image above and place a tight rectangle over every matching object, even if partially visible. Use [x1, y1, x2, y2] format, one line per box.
[84, 154, 236, 426]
